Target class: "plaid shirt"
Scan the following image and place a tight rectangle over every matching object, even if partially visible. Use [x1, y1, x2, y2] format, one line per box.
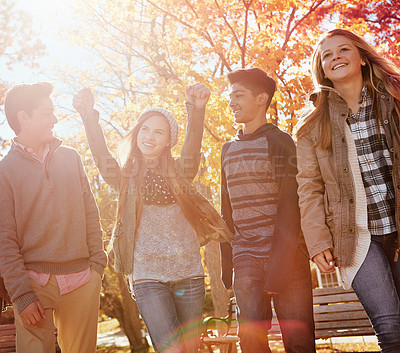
[347, 86, 396, 236]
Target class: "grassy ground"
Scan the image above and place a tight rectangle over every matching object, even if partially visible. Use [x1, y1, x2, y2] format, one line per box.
[98, 318, 121, 334]
[316, 343, 379, 352]
[97, 319, 380, 353]
[96, 344, 380, 353]
[97, 348, 130, 353]
[249, 341, 380, 352]
[271, 342, 380, 352]
[96, 343, 380, 353]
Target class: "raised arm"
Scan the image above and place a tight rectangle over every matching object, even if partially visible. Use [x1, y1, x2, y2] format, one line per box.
[177, 83, 210, 179]
[73, 88, 122, 190]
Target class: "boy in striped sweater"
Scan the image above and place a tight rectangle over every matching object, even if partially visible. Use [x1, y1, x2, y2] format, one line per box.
[220, 68, 315, 353]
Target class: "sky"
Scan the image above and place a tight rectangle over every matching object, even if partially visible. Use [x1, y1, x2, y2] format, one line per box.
[0, 0, 90, 143]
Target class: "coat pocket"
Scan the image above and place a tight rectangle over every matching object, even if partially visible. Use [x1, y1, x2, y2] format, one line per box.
[324, 184, 340, 237]
[325, 183, 341, 202]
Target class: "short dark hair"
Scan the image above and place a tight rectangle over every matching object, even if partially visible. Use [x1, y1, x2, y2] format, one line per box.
[227, 68, 276, 108]
[4, 82, 53, 134]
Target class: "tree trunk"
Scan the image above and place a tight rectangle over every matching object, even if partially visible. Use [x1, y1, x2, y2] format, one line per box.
[118, 274, 150, 352]
[195, 179, 230, 317]
[100, 269, 150, 353]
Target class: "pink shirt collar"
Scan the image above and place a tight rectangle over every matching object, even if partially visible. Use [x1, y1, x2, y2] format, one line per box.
[13, 139, 50, 166]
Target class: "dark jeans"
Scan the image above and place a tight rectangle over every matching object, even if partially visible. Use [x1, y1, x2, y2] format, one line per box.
[134, 277, 205, 353]
[352, 233, 400, 353]
[233, 250, 315, 353]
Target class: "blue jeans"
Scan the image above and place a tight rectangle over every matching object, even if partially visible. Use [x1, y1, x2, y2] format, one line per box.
[233, 249, 315, 353]
[133, 277, 205, 353]
[352, 233, 400, 353]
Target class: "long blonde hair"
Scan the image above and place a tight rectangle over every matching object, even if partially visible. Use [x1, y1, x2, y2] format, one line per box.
[115, 114, 215, 235]
[296, 29, 400, 149]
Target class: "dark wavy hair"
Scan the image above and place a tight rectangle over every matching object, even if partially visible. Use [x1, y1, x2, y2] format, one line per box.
[228, 68, 276, 109]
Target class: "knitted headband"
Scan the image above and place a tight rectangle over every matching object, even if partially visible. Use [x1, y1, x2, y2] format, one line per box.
[137, 107, 179, 147]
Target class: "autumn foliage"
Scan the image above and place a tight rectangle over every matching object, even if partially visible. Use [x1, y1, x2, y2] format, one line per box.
[59, 0, 397, 200]
[1, 0, 400, 350]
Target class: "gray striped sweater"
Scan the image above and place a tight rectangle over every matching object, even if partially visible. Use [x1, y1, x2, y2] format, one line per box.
[221, 128, 279, 260]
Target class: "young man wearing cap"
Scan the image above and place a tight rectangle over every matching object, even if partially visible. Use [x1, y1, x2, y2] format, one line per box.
[0, 82, 107, 353]
[219, 68, 315, 353]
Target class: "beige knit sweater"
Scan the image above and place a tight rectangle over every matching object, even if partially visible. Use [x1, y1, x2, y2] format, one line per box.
[0, 139, 107, 312]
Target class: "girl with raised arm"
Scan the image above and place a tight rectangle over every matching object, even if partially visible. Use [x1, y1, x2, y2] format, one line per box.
[73, 84, 232, 353]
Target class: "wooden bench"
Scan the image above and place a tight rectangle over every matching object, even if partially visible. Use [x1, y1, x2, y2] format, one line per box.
[313, 286, 375, 338]
[0, 323, 60, 353]
[200, 286, 375, 352]
[0, 324, 16, 353]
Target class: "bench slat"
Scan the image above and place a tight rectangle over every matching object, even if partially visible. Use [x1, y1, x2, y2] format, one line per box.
[316, 327, 375, 338]
[0, 325, 15, 334]
[313, 293, 359, 304]
[0, 342, 16, 349]
[0, 329, 15, 336]
[312, 287, 354, 296]
[314, 302, 366, 313]
[316, 319, 372, 330]
[315, 310, 370, 322]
